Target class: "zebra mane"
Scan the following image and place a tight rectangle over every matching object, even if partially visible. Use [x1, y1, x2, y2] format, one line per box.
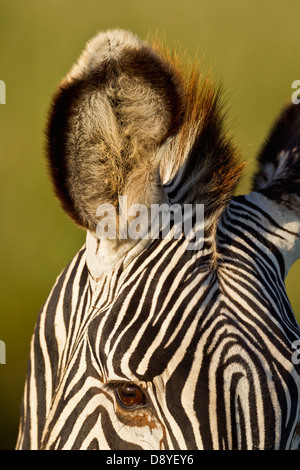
[46, 29, 244, 235]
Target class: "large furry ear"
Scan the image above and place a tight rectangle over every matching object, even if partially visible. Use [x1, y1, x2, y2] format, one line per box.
[252, 102, 300, 215]
[46, 29, 184, 234]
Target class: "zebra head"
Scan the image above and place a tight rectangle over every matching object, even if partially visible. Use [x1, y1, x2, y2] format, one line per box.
[17, 30, 300, 450]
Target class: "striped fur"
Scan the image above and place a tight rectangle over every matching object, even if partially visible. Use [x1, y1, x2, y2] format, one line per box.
[17, 30, 300, 450]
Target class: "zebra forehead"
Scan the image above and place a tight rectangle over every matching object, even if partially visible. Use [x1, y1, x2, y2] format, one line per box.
[87, 274, 277, 385]
[88, 272, 215, 381]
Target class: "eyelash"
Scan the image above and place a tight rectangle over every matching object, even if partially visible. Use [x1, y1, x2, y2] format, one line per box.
[103, 381, 123, 392]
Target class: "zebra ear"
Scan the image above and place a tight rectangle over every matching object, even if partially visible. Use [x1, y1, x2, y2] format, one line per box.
[249, 103, 300, 277]
[46, 29, 184, 236]
[252, 102, 300, 212]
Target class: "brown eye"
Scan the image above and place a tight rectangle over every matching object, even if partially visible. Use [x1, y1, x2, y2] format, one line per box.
[116, 383, 146, 409]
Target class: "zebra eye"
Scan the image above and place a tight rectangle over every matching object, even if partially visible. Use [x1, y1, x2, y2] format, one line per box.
[116, 383, 146, 409]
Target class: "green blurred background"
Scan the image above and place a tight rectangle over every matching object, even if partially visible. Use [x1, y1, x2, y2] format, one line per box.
[1, 0, 300, 450]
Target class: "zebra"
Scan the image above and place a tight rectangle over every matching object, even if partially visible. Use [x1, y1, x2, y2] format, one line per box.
[16, 29, 300, 450]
